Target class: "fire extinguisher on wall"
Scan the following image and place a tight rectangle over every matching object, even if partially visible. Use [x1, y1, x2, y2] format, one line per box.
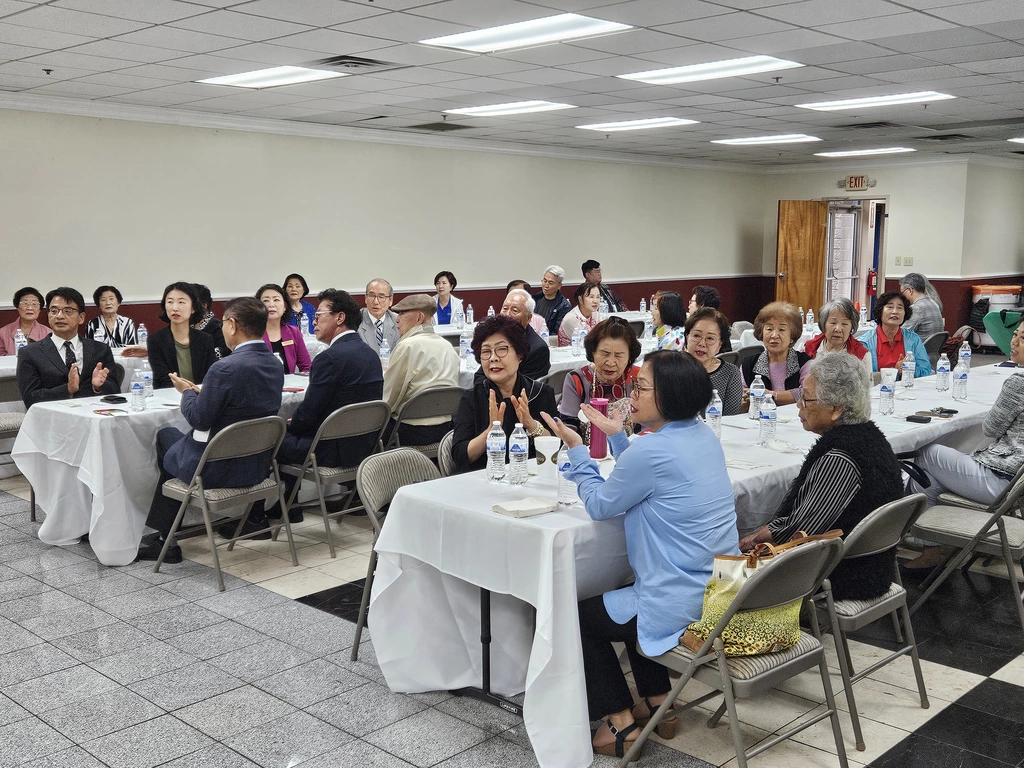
[867, 268, 878, 296]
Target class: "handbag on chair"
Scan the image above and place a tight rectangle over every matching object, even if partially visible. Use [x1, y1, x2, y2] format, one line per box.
[682, 530, 843, 656]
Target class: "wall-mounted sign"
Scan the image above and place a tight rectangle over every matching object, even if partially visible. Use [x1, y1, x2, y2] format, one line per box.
[845, 175, 869, 192]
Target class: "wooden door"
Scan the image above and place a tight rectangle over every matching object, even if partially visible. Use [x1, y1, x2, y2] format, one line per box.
[776, 200, 828, 313]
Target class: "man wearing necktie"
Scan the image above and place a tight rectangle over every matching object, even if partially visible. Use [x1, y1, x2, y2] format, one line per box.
[357, 278, 400, 353]
[17, 287, 120, 406]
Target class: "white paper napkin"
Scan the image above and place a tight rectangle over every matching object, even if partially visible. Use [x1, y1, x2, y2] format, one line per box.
[492, 498, 558, 518]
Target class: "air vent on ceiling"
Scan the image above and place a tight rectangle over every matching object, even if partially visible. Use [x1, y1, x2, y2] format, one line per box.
[1011, 150, 1024, 156]
[407, 122, 474, 132]
[307, 55, 407, 75]
[839, 121, 904, 130]
[914, 133, 976, 142]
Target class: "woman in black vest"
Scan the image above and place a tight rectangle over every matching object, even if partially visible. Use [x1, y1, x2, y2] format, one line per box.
[739, 353, 904, 600]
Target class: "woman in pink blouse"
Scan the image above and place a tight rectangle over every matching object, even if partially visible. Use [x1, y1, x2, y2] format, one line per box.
[1, 287, 50, 355]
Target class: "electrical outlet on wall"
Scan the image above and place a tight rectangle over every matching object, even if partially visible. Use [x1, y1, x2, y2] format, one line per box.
[905, 256, 914, 266]
[895, 256, 903, 266]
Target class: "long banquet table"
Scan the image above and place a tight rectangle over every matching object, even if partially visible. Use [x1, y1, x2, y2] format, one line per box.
[369, 363, 1020, 768]
[12, 374, 309, 565]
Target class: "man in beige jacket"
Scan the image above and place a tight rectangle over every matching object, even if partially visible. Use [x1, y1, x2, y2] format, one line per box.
[383, 294, 461, 446]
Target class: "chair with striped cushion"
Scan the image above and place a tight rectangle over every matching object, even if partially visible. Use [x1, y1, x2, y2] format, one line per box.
[618, 538, 848, 768]
[813, 494, 930, 751]
[437, 430, 456, 478]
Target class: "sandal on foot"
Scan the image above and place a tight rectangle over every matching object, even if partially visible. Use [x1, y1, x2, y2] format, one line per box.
[594, 721, 644, 761]
[634, 697, 678, 740]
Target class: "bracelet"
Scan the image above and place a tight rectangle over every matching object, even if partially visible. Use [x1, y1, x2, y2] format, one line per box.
[529, 422, 545, 438]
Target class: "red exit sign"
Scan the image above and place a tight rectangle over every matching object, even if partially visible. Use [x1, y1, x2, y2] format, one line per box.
[845, 175, 869, 191]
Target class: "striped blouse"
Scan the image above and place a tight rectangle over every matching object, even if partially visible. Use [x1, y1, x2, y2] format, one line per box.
[85, 315, 137, 348]
[767, 450, 860, 543]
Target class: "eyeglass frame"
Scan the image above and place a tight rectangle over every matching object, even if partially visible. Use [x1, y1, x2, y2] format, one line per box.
[630, 384, 656, 398]
[479, 344, 512, 361]
[47, 306, 81, 317]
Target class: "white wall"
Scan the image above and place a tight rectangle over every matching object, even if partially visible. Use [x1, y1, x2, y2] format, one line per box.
[962, 163, 1024, 278]
[0, 109, 767, 302]
[762, 161, 970, 280]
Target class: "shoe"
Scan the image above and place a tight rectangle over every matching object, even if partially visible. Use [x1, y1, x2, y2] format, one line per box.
[633, 696, 678, 740]
[217, 517, 272, 541]
[270, 507, 304, 524]
[136, 534, 182, 564]
[593, 721, 643, 761]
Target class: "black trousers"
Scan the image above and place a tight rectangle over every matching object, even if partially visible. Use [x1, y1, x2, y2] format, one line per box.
[578, 595, 671, 721]
[145, 427, 187, 537]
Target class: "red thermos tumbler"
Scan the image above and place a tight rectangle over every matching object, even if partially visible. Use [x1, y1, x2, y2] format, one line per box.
[589, 397, 609, 460]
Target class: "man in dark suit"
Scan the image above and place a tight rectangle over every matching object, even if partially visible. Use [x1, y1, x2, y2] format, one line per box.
[224, 288, 384, 537]
[137, 297, 284, 563]
[498, 289, 550, 381]
[17, 287, 120, 406]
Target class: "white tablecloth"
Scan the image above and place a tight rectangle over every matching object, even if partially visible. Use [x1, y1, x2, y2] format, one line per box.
[370, 464, 630, 768]
[12, 374, 308, 565]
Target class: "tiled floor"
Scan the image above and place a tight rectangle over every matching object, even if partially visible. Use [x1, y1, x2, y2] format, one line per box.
[1, 474, 1023, 767]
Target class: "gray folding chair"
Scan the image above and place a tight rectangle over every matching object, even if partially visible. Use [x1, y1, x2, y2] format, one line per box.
[922, 331, 949, 369]
[385, 385, 463, 459]
[0, 378, 35, 521]
[731, 321, 753, 336]
[619, 538, 848, 768]
[627, 319, 645, 338]
[736, 342, 765, 367]
[716, 351, 740, 365]
[539, 369, 570, 407]
[910, 464, 1024, 639]
[351, 448, 440, 661]
[277, 400, 390, 558]
[437, 430, 456, 477]
[155, 415, 292, 592]
[813, 494, 930, 751]
[113, 363, 125, 389]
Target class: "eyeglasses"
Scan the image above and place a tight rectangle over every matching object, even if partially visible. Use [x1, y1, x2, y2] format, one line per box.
[688, 333, 720, 346]
[18, 301, 40, 309]
[797, 395, 819, 407]
[631, 384, 655, 398]
[312, 310, 336, 321]
[47, 307, 80, 317]
[366, 293, 391, 302]
[480, 345, 511, 360]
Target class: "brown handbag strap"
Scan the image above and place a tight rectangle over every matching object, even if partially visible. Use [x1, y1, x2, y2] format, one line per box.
[773, 529, 843, 553]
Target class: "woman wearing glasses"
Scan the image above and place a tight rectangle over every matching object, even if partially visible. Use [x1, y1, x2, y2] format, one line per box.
[543, 351, 737, 760]
[739, 353, 904, 599]
[451, 314, 557, 473]
[685, 307, 744, 416]
[1, 287, 50, 355]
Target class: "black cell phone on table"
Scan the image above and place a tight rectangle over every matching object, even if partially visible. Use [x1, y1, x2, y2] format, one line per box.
[101, 395, 127, 404]
[906, 414, 931, 424]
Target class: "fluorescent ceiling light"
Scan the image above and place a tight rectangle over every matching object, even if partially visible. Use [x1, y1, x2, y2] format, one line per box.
[618, 55, 803, 85]
[712, 134, 821, 146]
[420, 13, 630, 53]
[797, 91, 954, 111]
[815, 147, 916, 157]
[198, 66, 345, 88]
[577, 117, 699, 132]
[1009, 137, 1024, 144]
[444, 100, 576, 117]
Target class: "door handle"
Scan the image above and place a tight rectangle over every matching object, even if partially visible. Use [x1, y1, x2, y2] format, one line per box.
[778, 272, 787, 279]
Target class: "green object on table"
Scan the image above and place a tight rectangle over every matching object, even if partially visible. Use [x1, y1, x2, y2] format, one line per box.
[983, 310, 1022, 356]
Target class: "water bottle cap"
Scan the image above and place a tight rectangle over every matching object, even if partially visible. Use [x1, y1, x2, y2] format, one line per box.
[493, 421, 501, 426]
[515, 422, 523, 428]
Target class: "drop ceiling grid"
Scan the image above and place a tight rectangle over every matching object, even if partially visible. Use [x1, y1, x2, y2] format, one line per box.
[0, 0, 1019, 165]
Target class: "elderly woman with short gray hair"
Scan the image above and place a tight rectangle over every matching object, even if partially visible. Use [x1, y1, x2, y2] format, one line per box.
[803, 297, 872, 376]
[739, 353, 905, 600]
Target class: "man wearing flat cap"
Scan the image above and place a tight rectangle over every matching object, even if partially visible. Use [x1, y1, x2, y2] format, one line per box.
[383, 294, 461, 446]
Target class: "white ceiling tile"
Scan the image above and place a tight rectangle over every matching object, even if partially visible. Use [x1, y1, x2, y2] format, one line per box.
[958, 56, 1024, 75]
[0, 0, 31, 19]
[0, 41, 46, 59]
[756, 0, 905, 26]
[560, 53, 663, 76]
[232, 0, 386, 27]
[54, 0, 205, 24]
[28, 79, 136, 96]
[496, 42, 616, 66]
[74, 70, 175, 88]
[728, 28, 846, 55]
[367, 65, 475, 84]
[501, 66, 598, 85]
[567, 29, 689, 55]
[154, 53, 281, 74]
[267, 28, 395, 55]
[3, 4, 149, 36]
[347, 42, 472, 66]
[99, 90, 202, 105]
[111, 26, 247, 54]
[0, 20, 95, 49]
[871, 27, 1001, 53]
[210, 42, 331, 66]
[928, 0, 1024, 25]
[822, 13, 958, 40]
[0, 72, 53, 88]
[0, 59, 98, 79]
[113, 63, 219, 81]
[408, 0, 558, 27]
[65, 39, 190, 63]
[432, 55, 539, 77]
[584, 0, 724, 27]
[922, 42, 1024, 65]
[656, 13, 794, 43]
[333, 12, 472, 43]
[623, 42, 754, 67]
[169, 11, 312, 42]
[20, 48, 136, 70]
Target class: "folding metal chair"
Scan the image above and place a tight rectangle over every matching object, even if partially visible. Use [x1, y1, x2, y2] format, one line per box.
[385, 385, 463, 459]
[813, 494, 930, 751]
[0, 378, 35, 521]
[539, 369, 570, 406]
[922, 331, 949, 369]
[437, 430, 456, 477]
[716, 351, 740, 365]
[155, 415, 292, 591]
[910, 464, 1024, 640]
[619, 538, 848, 768]
[736, 342, 765, 367]
[276, 400, 390, 558]
[350, 448, 440, 661]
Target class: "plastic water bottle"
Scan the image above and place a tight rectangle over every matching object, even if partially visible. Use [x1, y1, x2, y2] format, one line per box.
[139, 357, 154, 397]
[798, 306, 805, 323]
[643, 317, 653, 340]
[129, 372, 146, 412]
[805, 308, 815, 333]
[466, 304, 474, 325]
[936, 353, 951, 392]
[859, 304, 868, 326]
[901, 357, 915, 388]
[486, 422, 506, 481]
[539, 326, 549, 345]
[137, 323, 148, 345]
[13, 329, 26, 351]
[487, 305, 495, 318]
[879, 373, 895, 416]
[639, 298, 647, 316]
[959, 340, 972, 368]
[748, 374, 766, 420]
[706, 389, 723, 439]
[571, 329, 584, 357]
[599, 298, 609, 315]
[453, 309, 465, 330]
[557, 446, 578, 506]
[459, 328, 472, 361]
[757, 393, 777, 447]
[379, 337, 390, 372]
[508, 423, 529, 485]
[952, 360, 969, 402]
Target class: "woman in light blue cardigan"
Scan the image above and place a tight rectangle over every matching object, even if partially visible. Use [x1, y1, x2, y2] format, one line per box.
[543, 350, 737, 760]
[859, 290, 932, 377]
